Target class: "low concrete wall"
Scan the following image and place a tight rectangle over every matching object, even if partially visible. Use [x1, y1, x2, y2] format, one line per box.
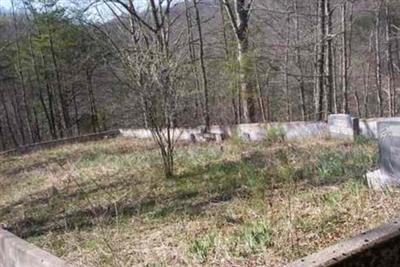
[120, 122, 328, 142]
[359, 117, 400, 139]
[288, 219, 400, 267]
[0, 229, 74, 267]
[119, 128, 203, 141]
[0, 130, 121, 156]
[0, 118, 375, 157]
[271, 121, 328, 141]
[327, 114, 359, 141]
[232, 122, 328, 141]
[359, 118, 380, 139]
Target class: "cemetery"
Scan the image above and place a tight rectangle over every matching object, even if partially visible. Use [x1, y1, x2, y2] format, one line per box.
[2, 0, 400, 265]
[1, 114, 400, 266]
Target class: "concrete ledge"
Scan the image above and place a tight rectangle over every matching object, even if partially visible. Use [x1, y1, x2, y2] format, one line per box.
[0, 116, 382, 157]
[0, 229, 74, 267]
[288, 219, 400, 267]
[233, 122, 328, 141]
[120, 122, 328, 142]
[359, 117, 400, 139]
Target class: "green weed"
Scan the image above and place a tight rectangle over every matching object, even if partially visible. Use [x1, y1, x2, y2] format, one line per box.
[191, 234, 216, 262]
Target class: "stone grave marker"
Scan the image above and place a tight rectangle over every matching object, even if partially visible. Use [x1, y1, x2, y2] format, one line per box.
[367, 121, 400, 189]
[328, 114, 359, 140]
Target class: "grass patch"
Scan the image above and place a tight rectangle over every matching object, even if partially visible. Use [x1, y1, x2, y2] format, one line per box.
[265, 125, 285, 145]
[1, 136, 398, 267]
[191, 234, 216, 262]
[239, 220, 273, 254]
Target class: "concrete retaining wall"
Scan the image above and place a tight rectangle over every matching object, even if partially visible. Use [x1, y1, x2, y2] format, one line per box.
[232, 122, 328, 141]
[0, 229, 73, 267]
[288, 219, 400, 267]
[0, 122, 329, 156]
[270, 121, 328, 140]
[119, 127, 203, 141]
[359, 118, 381, 139]
[120, 121, 328, 142]
[359, 118, 400, 139]
[0, 117, 385, 157]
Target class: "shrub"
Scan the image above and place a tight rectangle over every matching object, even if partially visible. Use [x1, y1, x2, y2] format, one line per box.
[354, 135, 373, 145]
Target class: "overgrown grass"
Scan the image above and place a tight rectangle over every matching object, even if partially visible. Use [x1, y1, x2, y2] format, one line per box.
[0, 136, 398, 267]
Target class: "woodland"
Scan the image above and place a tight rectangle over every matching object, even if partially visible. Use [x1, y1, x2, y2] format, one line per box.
[0, 0, 399, 150]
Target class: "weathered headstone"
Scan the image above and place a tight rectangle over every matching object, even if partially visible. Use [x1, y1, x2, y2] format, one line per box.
[328, 114, 359, 140]
[367, 121, 400, 189]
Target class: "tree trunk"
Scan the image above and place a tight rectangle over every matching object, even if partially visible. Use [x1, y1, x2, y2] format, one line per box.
[0, 119, 6, 150]
[48, 26, 70, 136]
[375, 2, 384, 117]
[294, 0, 306, 120]
[0, 90, 19, 147]
[24, 6, 57, 139]
[325, 0, 334, 115]
[193, 0, 211, 130]
[184, 0, 203, 121]
[284, 0, 291, 121]
[254, 61, 266, 122]
[332, 44, 338, 113]
[11, 0, 34, 143]
[223, 0, 257, 123]
[10, 85, 26, 145]
[237, 37, 256, 123]
[219, 0, 239, 124]
[341, 2, 349, 114]
[385, 2, 395, 117]
[86, 68, 99, 133]
[364, 32, 374, 118]
[317, 0, 326, 120]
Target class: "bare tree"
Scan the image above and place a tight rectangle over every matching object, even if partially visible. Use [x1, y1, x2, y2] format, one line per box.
[193, 0, 211, 130]
[325, 0, 334, 115]
[98, 0, 187, 178]
[223, 0, 257, 123]
[341, 1, 349, 114]
[375, 0, 384, 117]
[317, 0, 326, 120]
[385, 0, 395, 116]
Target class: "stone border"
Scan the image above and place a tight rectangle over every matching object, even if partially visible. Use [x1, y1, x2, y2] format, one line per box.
[0, 120, 344, 156]
[288, 219, 400, 267]
[120, 121, 328, 142]
[0, 229, 75, 267]
[1, 116, 390, 157]
[359, 117, 400, 139]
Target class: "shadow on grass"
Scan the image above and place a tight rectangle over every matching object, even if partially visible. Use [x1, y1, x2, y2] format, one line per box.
[1, 144, 375, 239]
[0, 159, 252, 239]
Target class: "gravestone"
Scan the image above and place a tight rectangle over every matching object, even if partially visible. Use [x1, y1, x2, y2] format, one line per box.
[328, 114, 359, 140]
[367, 121, 400, 189]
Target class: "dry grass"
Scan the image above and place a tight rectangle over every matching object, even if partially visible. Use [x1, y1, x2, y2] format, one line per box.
[0, 136, 398, 266]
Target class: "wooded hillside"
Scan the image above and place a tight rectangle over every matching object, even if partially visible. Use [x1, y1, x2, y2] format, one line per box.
[0, 0, 399, 150]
